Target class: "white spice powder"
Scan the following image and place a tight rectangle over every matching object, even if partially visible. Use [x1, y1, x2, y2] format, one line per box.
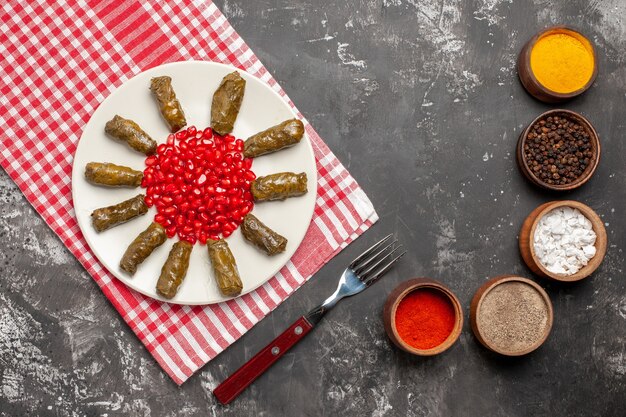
[533, 207, 597, 275]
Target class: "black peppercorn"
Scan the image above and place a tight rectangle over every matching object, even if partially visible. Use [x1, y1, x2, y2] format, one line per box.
[523, 115, 595, 186]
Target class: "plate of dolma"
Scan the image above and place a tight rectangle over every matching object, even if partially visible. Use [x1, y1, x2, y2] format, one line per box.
[72, 61, 317, 304]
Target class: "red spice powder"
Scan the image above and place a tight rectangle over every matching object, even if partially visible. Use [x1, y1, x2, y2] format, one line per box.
[395, 288, 456, 350]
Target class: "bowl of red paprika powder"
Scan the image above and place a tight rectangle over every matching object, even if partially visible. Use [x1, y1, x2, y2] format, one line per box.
[383, 278, 463, 356]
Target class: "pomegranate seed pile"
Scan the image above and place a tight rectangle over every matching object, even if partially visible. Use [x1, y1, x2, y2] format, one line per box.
[141, 126, 255, 245]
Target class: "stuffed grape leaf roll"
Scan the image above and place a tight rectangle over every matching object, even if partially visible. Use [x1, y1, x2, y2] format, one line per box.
[85, 162, 143, 187]
[120, 222, 167, 275]
[251, 172, 308, 202]
[211, 71, 245, 136]
[207, 239, 243, 297]
[243, 119, 304, 158]
[150, 76, 187, 133]
[240, 213, 287, 256]
[104, 115, 157, 155]
[91, 194, 148, 232]
[156, 241, 193, 299]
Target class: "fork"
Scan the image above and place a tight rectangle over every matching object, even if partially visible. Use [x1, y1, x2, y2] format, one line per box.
[213, 234, 405, 404]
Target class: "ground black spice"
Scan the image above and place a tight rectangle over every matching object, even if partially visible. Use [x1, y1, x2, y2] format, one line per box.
[523, 115, 594, 185]
[478, 281, 550, 353]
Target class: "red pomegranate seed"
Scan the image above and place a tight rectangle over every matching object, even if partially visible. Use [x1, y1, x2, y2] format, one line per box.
[175, 215, 185, 227]
[163, 206, 177, 216]
[145, 155, 157, 166]
[166, 226, 177, 238]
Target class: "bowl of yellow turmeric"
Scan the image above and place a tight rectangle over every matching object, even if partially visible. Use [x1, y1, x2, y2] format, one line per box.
[518, 26, 597, 103]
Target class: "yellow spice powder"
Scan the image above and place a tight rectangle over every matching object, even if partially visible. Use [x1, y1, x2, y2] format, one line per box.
[530, 32, 594, 94]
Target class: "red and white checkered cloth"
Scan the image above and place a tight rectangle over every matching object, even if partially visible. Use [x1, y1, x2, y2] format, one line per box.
[0, 1, 377, 384]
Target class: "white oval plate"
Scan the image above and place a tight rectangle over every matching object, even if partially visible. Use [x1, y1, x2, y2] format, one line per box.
[72, 61, 317, 305]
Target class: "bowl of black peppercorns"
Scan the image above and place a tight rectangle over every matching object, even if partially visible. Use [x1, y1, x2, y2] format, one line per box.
[516, 109, 600, 191]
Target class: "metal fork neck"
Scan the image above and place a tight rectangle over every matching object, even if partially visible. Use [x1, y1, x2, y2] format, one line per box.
[305, 291, 342, 325]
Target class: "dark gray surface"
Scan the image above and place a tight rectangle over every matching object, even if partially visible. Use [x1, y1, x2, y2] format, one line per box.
[1, 1, 625, 416]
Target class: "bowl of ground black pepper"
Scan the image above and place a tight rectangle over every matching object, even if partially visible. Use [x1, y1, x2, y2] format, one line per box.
[383, 278, 463, 356]
[516, 109, 600, 191]
[470, 275, 553, 356]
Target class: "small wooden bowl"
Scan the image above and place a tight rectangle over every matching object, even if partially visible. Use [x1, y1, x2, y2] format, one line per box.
[519, 200, 607, 282]
[518, 26, 597, 103]
[470, 275, 553, 356]
[383, 278, 463, 356]
[516, 109, 601, 191]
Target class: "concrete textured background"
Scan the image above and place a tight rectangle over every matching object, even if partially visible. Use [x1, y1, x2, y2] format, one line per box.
[1, 0, 625, 416]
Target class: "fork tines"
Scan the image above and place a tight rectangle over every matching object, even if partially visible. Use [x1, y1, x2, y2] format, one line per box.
[350, 234, 405, 286]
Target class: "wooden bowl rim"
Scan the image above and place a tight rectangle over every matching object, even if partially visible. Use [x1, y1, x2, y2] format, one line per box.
[384, 278, 463, 356]
[520, 26, 598, 99]
[525, 200, 607, 281]
[517, 108, 601, 191]
[471, 275, 553, 356]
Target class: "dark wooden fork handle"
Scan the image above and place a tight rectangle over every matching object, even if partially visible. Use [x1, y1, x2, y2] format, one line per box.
[213, 316, 314, 405]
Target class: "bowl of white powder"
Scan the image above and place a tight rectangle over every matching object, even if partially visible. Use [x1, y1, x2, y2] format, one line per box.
[519, 200, 607, 281]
